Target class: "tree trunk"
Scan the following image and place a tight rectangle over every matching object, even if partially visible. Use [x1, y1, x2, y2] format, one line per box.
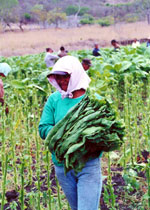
[19, 22, 24, 32]
[6, 22, 13, 31]
[147, 13, 150, 24]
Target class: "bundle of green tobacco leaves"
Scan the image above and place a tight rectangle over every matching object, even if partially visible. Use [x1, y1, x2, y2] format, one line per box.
[45, 92, 125, 174]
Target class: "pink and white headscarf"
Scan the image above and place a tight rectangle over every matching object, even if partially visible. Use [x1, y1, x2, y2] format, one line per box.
[47, 55, 91, 98]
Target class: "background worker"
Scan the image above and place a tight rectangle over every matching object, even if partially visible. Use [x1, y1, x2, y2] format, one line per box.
[92, 43, 101, 56]
[146, 36, 150, 47]
[58, 46, 68, 58]
[44, 48, 59, 68]
[82, 58, 92, 71]
[132, 38, 140, 48]
[111, 39, 120, 51]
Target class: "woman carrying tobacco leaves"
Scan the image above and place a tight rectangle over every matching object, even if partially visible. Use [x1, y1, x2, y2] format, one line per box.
[39, 55, 103, 210]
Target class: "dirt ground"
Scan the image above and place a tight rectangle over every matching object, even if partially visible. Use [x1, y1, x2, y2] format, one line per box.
[1, 21, 150, 57]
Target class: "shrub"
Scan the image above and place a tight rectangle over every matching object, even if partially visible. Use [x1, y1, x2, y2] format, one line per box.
[80, 14, 95, 25]
[125, 14, 139, 23]
[24, 13, 31, 21]
[80, 18, 94, 25]
[97, 16, 114, 27]
[83, 14, 94, 21]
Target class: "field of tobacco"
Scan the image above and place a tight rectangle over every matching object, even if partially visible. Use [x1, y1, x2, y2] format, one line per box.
[0, 45, 150, 210]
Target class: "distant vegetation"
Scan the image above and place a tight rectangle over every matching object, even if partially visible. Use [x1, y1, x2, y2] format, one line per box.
[0, 0, 150, 31]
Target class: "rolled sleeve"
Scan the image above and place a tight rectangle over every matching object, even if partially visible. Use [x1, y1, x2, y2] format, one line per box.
[0, 79, 4, 98]
[39, 96, 55, 139]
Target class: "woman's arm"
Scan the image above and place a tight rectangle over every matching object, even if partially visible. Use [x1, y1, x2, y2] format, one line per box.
[0, 79, 4, 98]
[39, 96, 55, 139]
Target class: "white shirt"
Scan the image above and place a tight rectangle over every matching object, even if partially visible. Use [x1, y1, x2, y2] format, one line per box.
[44, 53, 59, 68]
[132, 41, 140, 48]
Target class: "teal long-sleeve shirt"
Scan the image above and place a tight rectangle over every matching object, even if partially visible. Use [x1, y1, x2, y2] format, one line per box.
[39, 91, 86, 165]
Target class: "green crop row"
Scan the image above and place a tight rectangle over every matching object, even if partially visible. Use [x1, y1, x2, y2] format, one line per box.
[0, 45, 150, 209]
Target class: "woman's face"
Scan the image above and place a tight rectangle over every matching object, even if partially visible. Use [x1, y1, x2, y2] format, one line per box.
[54, 74, 70, 91]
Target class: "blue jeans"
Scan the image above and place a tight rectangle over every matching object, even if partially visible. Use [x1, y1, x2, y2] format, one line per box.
[54, 158, 102, 210]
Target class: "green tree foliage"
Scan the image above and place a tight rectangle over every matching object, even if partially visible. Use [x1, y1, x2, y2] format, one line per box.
[65, 5, 79, 16]
[65, 5, 89, 16]
[79, 7, 90, 16]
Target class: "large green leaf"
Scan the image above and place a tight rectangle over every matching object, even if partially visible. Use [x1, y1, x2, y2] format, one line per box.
[10, 80, 26, 89]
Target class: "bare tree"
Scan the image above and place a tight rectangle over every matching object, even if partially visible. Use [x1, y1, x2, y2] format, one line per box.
[133, 0, 150, 24]
[0, 0, 18, 30]
[142, 0, 150, 24]
[47, 9, 67, 28]
[31, 4, 48, 28]
[74, 0, 81, 26]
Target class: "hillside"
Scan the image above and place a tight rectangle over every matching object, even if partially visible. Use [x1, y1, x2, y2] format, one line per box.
[17, 0, 144, 18]
[1, 0, 149, 33]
